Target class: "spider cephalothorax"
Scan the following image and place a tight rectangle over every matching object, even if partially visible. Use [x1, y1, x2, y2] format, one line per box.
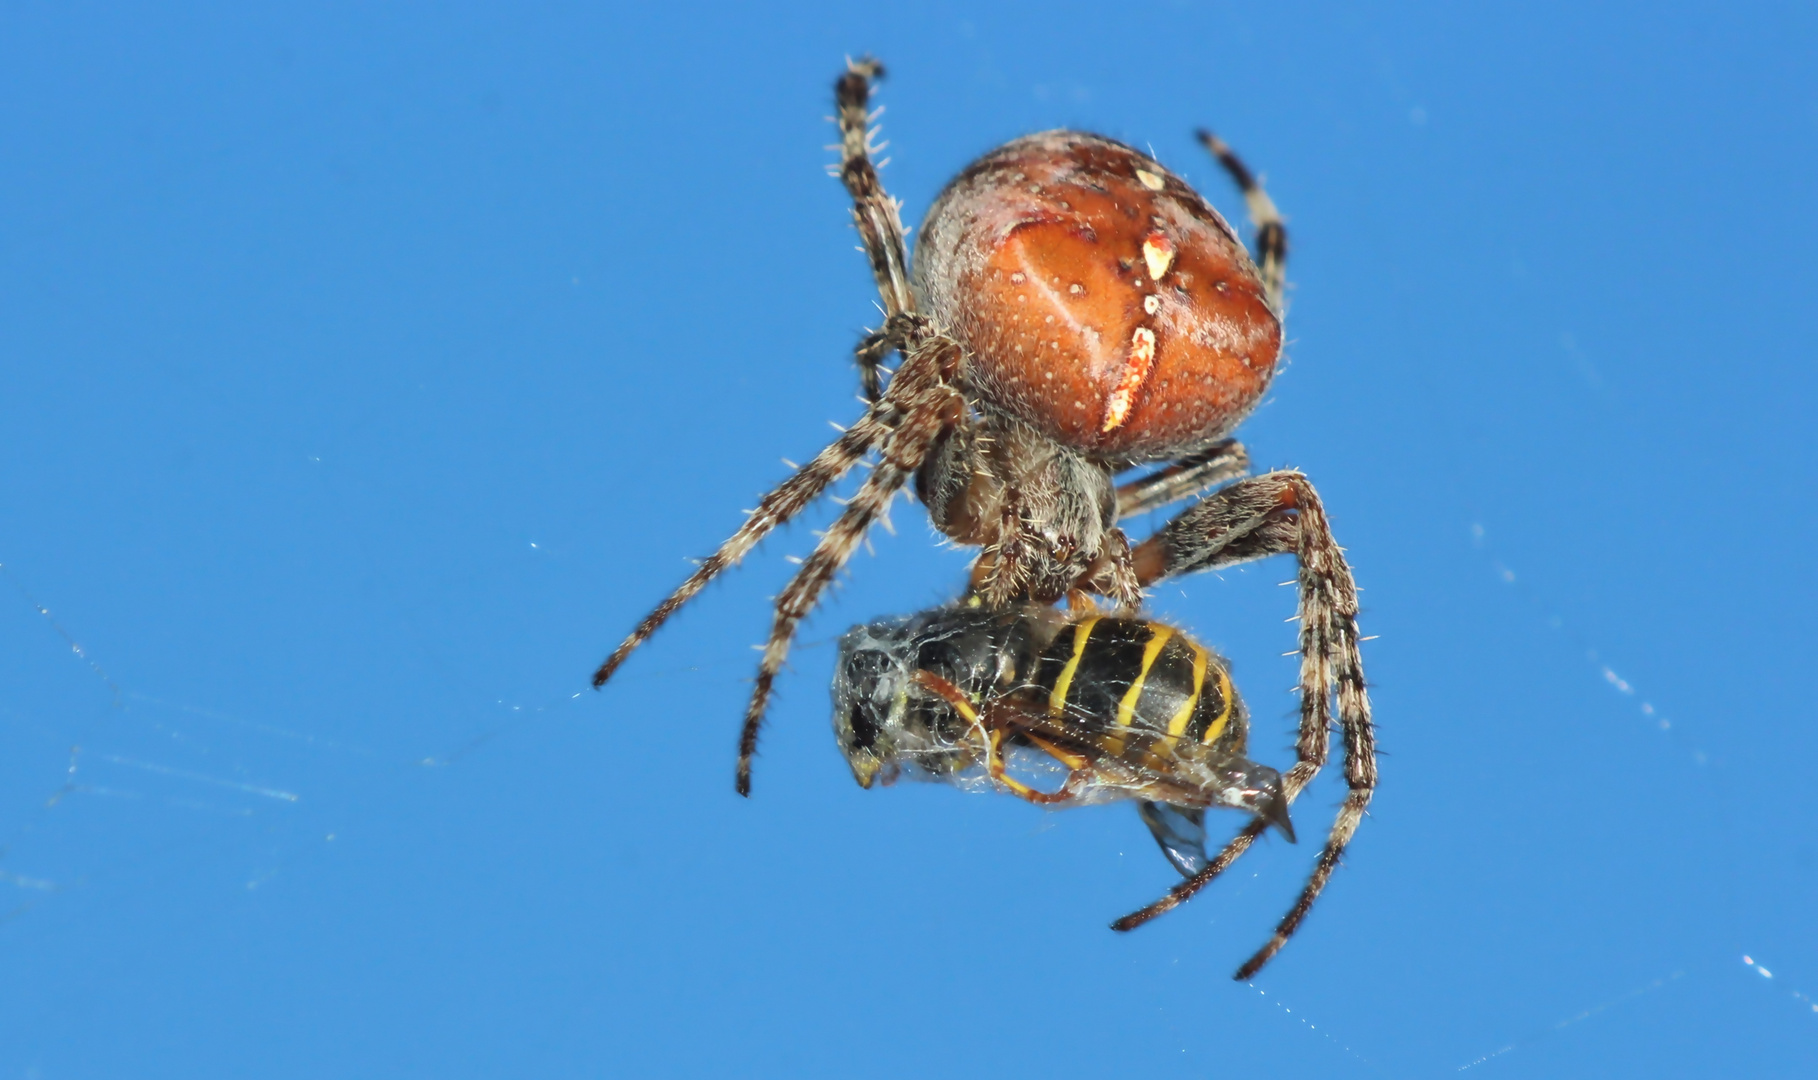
[593, 59, 1375, 978]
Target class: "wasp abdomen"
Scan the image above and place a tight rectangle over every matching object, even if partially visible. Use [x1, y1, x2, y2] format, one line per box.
[1033, 616, 1243, 761]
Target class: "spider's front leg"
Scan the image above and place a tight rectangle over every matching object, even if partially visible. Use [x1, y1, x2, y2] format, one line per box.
[837, 58, 914, 320]
[1116, 471, 1376, 980]
[735, 336, 965, 794]
[834, 58, 919, 405]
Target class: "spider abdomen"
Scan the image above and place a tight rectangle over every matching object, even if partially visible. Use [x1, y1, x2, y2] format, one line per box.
[913, 131, 1281, 463]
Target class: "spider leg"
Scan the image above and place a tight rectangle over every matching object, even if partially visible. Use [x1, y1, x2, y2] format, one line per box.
[837, 58, 916, 321]
[853, 326, 893, 404]
[598, 59, 920, 690]
[1196, 130, 1287, 314]
[1112, 810, 1272, 928]
[850, 311, 926, 405]
[592, 420, 885, 690]
[736, 342, 963, 794]
[1127, 470, 1302, 585]
[1114, 438, 1250, 520]
[592, 324, 944, 690]
[1116, 472, 1376, 981]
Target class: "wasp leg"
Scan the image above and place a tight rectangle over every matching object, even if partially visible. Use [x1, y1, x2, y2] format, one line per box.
[909, 671, 1085, 805]
[986, 729, 1083, 806]
[1019, 732, 1094, 802]
[1022, 732, 1089, 771]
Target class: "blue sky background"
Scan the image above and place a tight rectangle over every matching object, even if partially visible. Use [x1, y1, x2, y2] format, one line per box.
[2, 2, 1815, 1077]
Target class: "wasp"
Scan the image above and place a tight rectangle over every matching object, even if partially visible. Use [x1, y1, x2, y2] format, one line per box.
[833, 600, 1295, 895]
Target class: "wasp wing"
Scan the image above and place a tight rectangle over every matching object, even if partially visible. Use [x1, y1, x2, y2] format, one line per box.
[1137, 801, 1209, 878]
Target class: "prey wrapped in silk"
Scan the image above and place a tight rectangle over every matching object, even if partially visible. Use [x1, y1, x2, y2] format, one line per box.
[832, 600, 1295, 881]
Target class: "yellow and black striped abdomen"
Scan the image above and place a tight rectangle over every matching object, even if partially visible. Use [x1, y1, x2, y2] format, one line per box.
[1033, 617, 1244, 761]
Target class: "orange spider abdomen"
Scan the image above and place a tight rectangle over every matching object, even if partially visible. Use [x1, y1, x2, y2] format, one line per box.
[913, 131, 1281, 462]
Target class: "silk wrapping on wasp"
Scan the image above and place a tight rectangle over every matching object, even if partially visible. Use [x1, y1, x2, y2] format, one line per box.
[833, 600, 1294, 880]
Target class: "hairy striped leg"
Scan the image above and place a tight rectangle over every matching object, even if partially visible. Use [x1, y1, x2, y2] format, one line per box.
[836, 57, 918, 403]
[735, 341, 964, 794]
[837, 57, 914, 319]
[592, 332, 945, 690]
[590, 418, 886, 690]
[1114, 438, 1250, 520]
[596, 59, 957, 787]
[1196, 129, 1288, 313]
[1114, 472, 1376, 981]
[852, 327, 894, 405]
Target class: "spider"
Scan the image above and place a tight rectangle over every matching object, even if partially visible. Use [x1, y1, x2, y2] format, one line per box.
[593, 58, 1375, 975]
